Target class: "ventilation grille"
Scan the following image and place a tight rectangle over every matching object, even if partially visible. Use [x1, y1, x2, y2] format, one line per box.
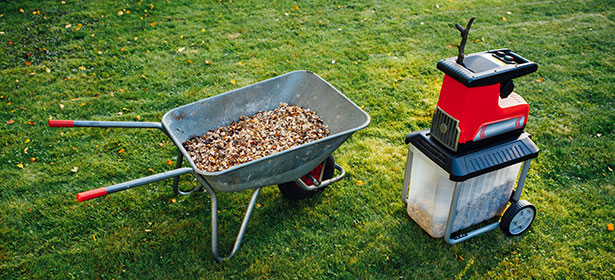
[430, 107, 461, 152]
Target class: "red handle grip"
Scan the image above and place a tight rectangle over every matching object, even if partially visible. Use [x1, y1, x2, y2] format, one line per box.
[76, 188, 107, 202]
[48, 120, 74, 127]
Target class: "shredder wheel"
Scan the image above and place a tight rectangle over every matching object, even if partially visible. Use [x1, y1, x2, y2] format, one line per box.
[278, 155, 335, 200]
[500, 200, 536, 236]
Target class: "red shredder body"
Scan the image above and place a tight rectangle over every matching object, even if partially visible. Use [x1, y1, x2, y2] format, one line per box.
[430, 49, 537, 153]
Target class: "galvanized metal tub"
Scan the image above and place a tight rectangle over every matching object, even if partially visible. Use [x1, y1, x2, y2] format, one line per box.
[162, 70, 370, 192]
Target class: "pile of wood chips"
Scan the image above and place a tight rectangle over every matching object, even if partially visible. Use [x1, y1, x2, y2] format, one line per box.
[183, 103, 329, 172]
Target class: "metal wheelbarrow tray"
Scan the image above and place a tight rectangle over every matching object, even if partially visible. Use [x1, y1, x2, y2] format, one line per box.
[49, 71, 370, 261]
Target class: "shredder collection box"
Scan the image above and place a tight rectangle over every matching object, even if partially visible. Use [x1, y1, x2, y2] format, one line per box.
[402, 130, 539, 238]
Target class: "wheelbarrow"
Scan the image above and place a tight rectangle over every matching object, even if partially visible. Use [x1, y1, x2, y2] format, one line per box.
[49, 71, 370, 261]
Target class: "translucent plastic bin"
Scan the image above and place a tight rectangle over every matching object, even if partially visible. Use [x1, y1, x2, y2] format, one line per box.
[402, 144, 521, 238]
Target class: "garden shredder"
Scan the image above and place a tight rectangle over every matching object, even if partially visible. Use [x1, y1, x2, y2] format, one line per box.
[401, 18, 540, 243]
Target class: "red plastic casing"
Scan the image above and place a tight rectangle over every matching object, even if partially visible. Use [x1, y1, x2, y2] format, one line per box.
[48, 120, 74, 127]
[436, 74, 529, 144]
[76, 188, 107, 202]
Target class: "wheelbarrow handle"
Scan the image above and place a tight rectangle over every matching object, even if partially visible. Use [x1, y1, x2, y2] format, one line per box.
[77, 168, 194, 202]
[49, 120, 163, 130]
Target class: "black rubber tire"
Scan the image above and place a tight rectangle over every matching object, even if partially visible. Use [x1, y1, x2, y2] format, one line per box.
[500, 200, 536, 236]
[278, 155, 335, 200]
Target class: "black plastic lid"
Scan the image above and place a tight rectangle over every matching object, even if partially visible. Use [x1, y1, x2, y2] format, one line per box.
[437, 49, 538, 87]
[405, 129, 539, 181]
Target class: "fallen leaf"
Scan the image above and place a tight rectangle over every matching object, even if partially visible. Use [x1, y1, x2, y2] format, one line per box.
[293, 5, 299, 10]
[169, 198, 177, 203]
[141, 74, 147, 79]
[147, 168, 155, 172]
[608, 166, 613, 172]
[59, 104, 64, 109]
[71, 166, 78, 173]
[92, 235, 96, 241]
[537, 77, 544, 83]
[145, 229, 152, 232]
[231, 79, 236, 85]
[28, 121, 35, 125]
[17, 163, 24, 169]
[118, 149, 125, 153]
[177, 47, 185, 52]
[459, 256, 464, 261]
[186, 59, 193, 64]
[65, 24, 72, 29]
[136, 115, 141, 120]
[6, 120, 15, 124]
[25, 61, 31, 66]
[25, 139, 30, 144]
[19, 8, 24, 13]
[502, 17, 507, 21]
[201, 28, 205, 32]
[46, 68, 51, 73]
[167, 160, 173, 165]
[205, 60, 211, 64]
[356, 180, 363, 186]
[256, 203, 262, 208]
[608, 224, 614, 231]
[117, 11, 124, 16]
[29, 157, 35, 162]
[150, 21, 156, 27]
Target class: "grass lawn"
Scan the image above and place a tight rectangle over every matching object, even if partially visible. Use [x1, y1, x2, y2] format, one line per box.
[1, 0, 614, 279]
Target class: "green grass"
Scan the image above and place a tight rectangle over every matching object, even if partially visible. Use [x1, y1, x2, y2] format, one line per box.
[1, 0, 614, 279]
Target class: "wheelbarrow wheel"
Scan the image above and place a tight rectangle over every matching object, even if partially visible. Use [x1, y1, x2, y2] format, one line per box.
[500, 200, 536, 236]
[278, 155, 335, 200]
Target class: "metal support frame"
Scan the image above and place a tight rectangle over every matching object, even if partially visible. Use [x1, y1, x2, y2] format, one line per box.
[172, 152, 202, 196]
[442, 159, 533, 244]
[401, 148, 414, 205]
[51, 119, 346, 261]
[512, 159, 532, 202]
[294, 164, 345, 191]
[194, 175, 261, 262]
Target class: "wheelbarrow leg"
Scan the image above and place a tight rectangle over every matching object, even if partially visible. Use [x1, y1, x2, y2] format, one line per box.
[195, 175, 262, 262]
